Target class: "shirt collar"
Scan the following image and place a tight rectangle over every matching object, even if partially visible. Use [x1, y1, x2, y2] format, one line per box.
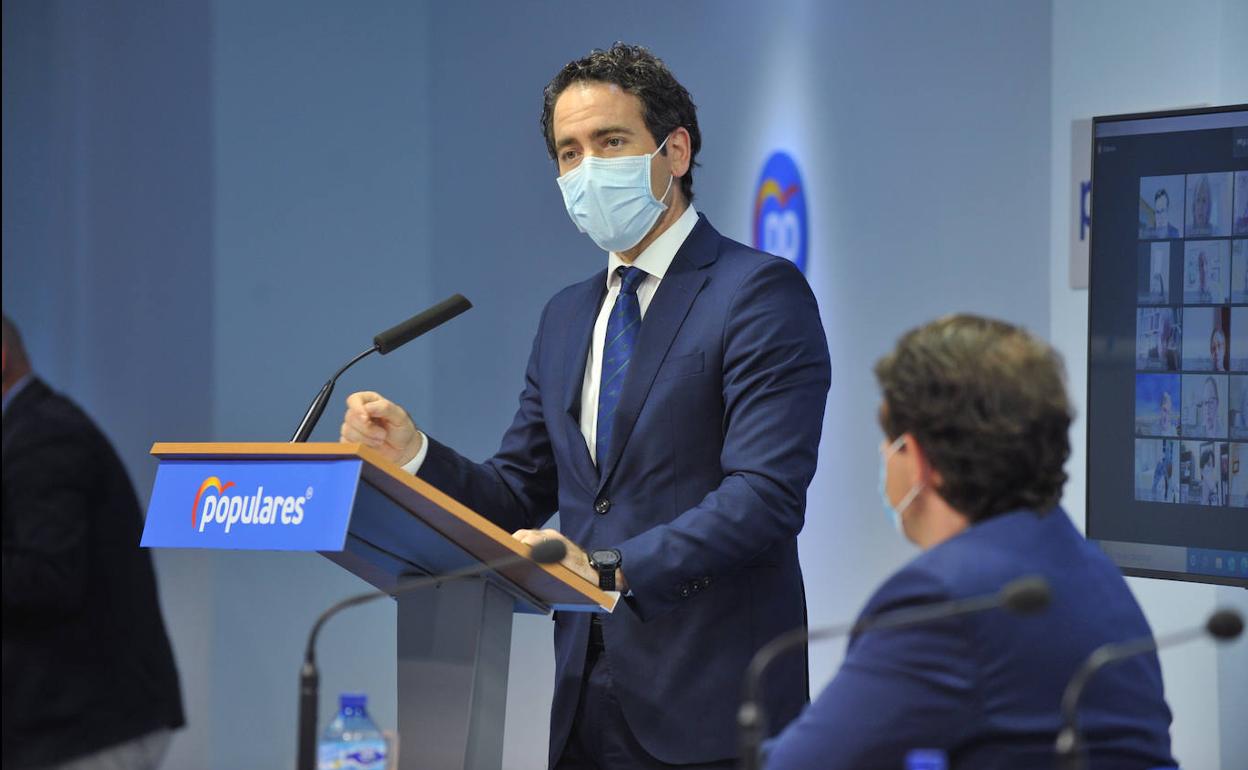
[606, 204, 698, 286]
[2, 373, 34, 416]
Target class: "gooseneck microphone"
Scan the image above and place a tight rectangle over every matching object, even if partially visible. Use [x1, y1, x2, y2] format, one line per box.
[295, 538, 566, 770]
[1054, 608, 1243, 770]
[738, 575, 1051, 770]
[290, 294, 473, 442]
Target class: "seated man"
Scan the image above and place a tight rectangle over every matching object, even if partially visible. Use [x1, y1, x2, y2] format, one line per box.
[766, 315, 1174, 769]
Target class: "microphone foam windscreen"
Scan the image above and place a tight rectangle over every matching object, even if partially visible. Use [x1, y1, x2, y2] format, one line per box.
[1001, 575, 1051, 614]
[374, 294, 472, 354]
[1207, 609, 1244, 640]
[529, 539, 568, 564]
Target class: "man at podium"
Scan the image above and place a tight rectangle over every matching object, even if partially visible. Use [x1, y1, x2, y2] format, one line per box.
[341, 44, 831, 770]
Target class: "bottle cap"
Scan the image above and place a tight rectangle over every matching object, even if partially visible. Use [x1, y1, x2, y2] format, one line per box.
[339, 693, 367, 711]
[905, 749, 948, 770]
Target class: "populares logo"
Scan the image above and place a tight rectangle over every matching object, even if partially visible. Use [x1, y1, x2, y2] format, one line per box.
[191, 475, 312, 534]
[753, 151, 808, 274]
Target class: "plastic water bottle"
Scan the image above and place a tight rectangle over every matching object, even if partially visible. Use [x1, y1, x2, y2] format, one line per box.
[317, 693, 388, 770]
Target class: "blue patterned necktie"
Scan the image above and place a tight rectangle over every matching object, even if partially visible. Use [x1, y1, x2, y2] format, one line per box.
[596, 266, 647, 467]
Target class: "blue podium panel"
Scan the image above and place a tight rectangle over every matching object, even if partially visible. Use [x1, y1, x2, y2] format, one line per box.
[142, 458, 362, 551]
[142, 443, 615, 613]
[344, 481, 482, 575]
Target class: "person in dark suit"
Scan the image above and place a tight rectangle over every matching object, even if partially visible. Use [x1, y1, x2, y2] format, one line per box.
[765, 315, 1175, 770]
[1146, 188, 1182, 239]
[340, 44, 831, 770]
[2, 316, 184, 770]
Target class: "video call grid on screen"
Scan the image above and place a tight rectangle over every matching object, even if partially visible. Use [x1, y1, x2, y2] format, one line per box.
[1088, 106, 1248, 574]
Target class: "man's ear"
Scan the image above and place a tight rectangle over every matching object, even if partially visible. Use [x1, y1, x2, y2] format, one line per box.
[904, 433, 942, 489]
[665, 126, 692, 179]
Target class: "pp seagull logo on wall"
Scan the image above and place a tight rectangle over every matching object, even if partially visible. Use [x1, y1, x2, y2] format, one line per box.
[753, 151, 809, 274]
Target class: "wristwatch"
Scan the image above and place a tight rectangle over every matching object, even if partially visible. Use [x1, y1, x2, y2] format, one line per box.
[587, 548, 622, 591]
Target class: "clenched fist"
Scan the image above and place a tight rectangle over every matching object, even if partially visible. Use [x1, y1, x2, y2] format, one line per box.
[340, 391, 423, 466]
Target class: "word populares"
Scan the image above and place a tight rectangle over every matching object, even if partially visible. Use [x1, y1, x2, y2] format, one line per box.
[191, 476, 312, 534]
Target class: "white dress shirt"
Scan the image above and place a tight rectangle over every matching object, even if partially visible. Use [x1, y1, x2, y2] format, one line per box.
[579, 204, 698, 463]
[403, 204, 699, 475]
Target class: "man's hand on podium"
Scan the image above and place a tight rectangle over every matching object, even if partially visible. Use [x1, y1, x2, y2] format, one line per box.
[512, 528, 627, 592]
[340, 391, 424, 466]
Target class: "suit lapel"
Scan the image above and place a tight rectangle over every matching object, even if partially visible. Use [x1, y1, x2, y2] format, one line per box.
[561, 274, 607, 487]
[596, 217, 717, 494]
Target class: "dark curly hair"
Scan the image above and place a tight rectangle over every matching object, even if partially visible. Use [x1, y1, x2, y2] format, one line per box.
[541, 43, 701, 203]
[874, 314, 1073, 523]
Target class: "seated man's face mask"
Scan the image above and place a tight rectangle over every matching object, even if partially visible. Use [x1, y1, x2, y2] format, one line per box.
[879, 435, 923, 534]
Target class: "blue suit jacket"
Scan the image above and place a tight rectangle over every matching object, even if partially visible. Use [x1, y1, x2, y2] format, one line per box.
[416, 214, 831, 765]
[766, 509, 1175, 770]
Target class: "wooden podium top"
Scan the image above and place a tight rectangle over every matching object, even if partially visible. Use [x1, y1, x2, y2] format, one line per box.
[150, 442, 616, 613]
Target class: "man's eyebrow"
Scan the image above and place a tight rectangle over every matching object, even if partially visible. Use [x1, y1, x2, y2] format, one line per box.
[555, 125, 636, 150]
[590, 125, 635, 140]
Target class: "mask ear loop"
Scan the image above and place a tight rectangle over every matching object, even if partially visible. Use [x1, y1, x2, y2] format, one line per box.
[895, 481, 923, 514]
[655, 173, 675, 207]
[888, 435, 924, 514]
[651, 133, 675, 207]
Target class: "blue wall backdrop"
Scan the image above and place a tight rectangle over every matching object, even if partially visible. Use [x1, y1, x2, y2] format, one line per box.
[2, 1, 1243, 769]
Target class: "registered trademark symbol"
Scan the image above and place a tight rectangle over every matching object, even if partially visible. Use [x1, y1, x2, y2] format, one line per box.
[306, 487, 314, 498]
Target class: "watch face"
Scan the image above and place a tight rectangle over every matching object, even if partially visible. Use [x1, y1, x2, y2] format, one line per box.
[590, 549, 621, 569]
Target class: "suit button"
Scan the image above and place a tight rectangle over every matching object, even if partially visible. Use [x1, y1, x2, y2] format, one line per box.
[594, 498, 611, 515]
[701, 577, 711, 588]
[679, 584, 690, 598]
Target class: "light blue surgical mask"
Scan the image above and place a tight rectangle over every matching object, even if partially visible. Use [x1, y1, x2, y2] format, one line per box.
[879, 436, 923, 533]
[556, 135, 674, 253]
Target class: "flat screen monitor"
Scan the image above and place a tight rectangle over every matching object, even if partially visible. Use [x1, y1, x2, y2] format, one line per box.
[1087, 104, 1248, 588]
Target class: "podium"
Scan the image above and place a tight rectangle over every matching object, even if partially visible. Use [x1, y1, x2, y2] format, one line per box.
[140, 442, 615, 770]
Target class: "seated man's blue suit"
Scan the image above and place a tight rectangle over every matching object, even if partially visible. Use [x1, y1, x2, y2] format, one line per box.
[766, 508, 1175, 770]
[415, 214, 832, 765]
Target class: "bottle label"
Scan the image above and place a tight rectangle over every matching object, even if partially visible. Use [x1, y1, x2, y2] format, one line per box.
[318, 739, 386, 770]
